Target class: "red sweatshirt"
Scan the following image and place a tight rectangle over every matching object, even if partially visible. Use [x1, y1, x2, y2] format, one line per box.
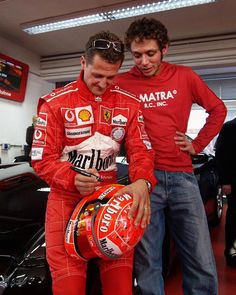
[116, 62, 227, 172]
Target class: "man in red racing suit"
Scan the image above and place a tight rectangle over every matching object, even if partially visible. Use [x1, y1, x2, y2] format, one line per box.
[31, 31, 156, 295]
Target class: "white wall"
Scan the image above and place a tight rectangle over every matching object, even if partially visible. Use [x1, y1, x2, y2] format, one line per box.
[0, 36, 55, 146]
[0, 73, 54, 145]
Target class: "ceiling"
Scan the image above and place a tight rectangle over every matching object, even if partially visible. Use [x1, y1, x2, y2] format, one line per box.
[0, 0, 236, 58]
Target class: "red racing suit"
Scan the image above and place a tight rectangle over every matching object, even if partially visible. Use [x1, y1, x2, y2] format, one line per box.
[31, 72, 156, 295]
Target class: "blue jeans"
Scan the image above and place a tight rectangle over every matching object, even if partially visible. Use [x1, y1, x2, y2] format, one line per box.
[135, 170, 218, 295]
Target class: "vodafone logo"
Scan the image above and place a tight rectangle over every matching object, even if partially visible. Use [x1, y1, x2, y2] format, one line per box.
[61, 108, 77, 126]
[65, 110, 75, 122]
[33, 128, 46, 145]
[34, 129, 43, 140]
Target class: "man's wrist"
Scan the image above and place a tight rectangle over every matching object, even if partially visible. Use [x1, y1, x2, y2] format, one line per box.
[139, 179, 152, 193]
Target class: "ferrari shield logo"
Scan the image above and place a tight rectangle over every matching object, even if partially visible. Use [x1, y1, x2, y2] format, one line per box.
[100, 106, 113, 124]
[103, 109, 111, 122]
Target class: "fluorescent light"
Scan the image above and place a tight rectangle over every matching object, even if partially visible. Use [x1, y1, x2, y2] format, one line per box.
[22, 0, 217, 35]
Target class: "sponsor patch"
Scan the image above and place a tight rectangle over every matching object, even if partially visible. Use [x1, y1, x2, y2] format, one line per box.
[31, 147, 44, 160]
[138, 125, 149, 140]
[97, 186, 117, 200]
[61, 132, 120, 172]
[33, 128, 46, 145]
[111, 127, 125, 141]
[61, 106, 94, 127]
[112, 114, 128, 126]
[143, 140, 152, 150]
[67, 148, 116, 171]
[37, 112, 47, 127]
[61, 108, 77, 126]
[137, 111, 144, 123]
[95, 96, 102, 102]
[65, 127, 92, 138]
[78, 109, 91, 122]
[100, 106, 112, 124]
[112, 108, 129, 126]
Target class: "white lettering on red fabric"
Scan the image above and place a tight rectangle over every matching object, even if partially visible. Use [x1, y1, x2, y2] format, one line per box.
[140, 90, 177, 102]
[99, 194, 132, 233]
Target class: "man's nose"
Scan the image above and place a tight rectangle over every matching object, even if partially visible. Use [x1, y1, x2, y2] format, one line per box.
[141, 55, 149, 65]
[98, 78, 107, 88]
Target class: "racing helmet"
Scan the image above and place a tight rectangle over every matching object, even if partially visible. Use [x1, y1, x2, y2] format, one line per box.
[65, 184, 144, 261]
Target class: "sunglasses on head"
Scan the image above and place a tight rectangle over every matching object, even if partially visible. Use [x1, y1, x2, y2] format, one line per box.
[89, 39, 124, 53]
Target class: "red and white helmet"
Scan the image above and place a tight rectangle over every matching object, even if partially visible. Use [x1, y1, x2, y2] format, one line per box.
[65, 184, 144, 261]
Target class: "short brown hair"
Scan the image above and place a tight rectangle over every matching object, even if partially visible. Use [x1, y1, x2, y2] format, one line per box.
[125, 17, 170, 51]
[85, 31, 124, 65]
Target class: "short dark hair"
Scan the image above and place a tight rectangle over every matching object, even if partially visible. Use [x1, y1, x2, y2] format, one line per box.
[85, 31, 124, 65]
[125, 17, 170, 51]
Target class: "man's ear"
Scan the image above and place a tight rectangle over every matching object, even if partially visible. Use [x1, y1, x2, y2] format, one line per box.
[80, 56, 86, 69]
[162, 44, 169, 56]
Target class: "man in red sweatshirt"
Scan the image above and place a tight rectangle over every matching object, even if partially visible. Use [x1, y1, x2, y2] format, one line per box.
[116, 17, 227, 295]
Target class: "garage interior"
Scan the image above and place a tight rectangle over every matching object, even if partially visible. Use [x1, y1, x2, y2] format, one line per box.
[1, 0, 236, 294]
